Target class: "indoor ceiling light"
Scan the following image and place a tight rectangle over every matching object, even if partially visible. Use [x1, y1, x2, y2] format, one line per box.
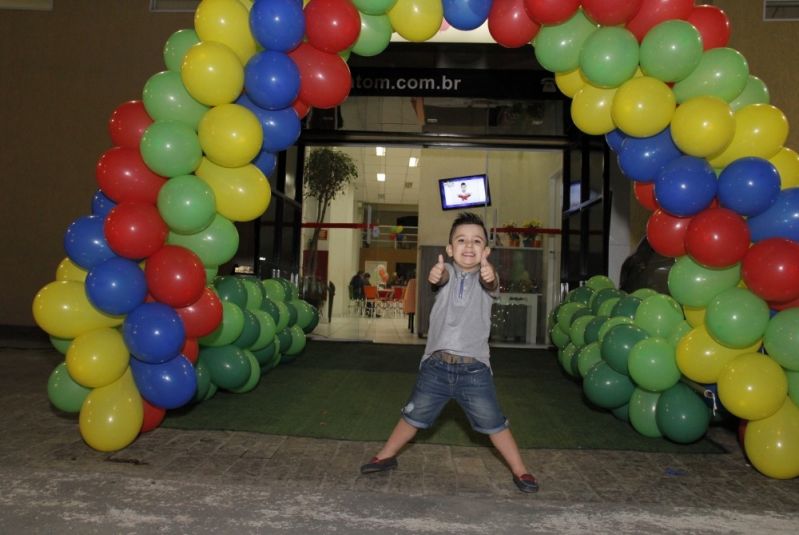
[408, 157, 419, 167]
[375, 146, 386, 156]
[377, 173, 386, 182]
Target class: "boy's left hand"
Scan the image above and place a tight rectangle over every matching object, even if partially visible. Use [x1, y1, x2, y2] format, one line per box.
[480, 250, 495, 285]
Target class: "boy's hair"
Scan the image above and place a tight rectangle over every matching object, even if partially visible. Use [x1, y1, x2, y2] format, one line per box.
[449, 212, 489, 243]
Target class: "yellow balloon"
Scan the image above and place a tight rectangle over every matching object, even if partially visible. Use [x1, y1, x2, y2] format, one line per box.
[32, 281, 123, 340]
[238, 0, 253, 10]
[671, 96, 735, 157]
[611, 76, 676, 137]
[683, 305, 706, 328]
[196, 158, 271, 221]
[769, 147, 799, 189]
[388, 0, 443, 42]
[79, 368, 143, 452]
[675, 323, 760, 384]
[571, 83, 617, 136]
[556, 68, 587, 98]
[718, 352, 788, 420]
[66, 327, 130, 388]
[709, 103, 789, 168]
[198, 103, 263, 168]
[194, 0, 256, 64]
[181, 41, 244, 107]
[744, 397, 799, 479]
[55, 257, 87, 282]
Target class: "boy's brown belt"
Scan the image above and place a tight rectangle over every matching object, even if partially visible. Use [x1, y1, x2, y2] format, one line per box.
[432, 351, 477, 364]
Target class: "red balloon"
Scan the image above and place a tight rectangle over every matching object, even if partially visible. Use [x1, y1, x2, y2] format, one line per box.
[488, 0, 540, 48]
[582, 0, 643, 26]
[292, 98, 310, 119]
[742, 238, 799, 304]
[769, 294, 799, 312]
[646, 208, 691, 257]
[523, 0, 580, 25]
[181, 337, 199, 364]
[626, 0, 694, 42]
[96, 147, 166, 204]
[104, 202, 168, 259]
[145, 245, 206, 308]
[108, 100, 153, 149]
[634, 181, 659, 211]
[175, 287, 223, 338]
[686, 4, 731, 51]
[141, 398, 166, 433]
[684, 207, 750, 268]
[304, 0, 361, 54]
[288, 43, 352, 109]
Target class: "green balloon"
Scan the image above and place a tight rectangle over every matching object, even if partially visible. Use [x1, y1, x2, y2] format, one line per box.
[787, 370, 799, 406]
[199, 301, 244, 347]
[241, 277, 264, 311]
[230, 350, 261, 393]
[586, 275, 615, 291]
[213, 276, 248, 308]
[286, 324, 307, 355]
[277, 278, 298, 300]
[157, 175, 216, 235]
[566, 286, 595, 305]
[142, 70, 209, 129]
[611, 403, 630, 422]
[634, 294, 685, 338]
[352, 13, 392, 57]
[303, 304, 320, 333]
[266, 339, 282, 371]
[596, 296, 621, 317]
[550, 322, 571, 349]
[583, 361, 635, 409]
[274, 301, 290, 331]
[285, 301, 298, 326]
[47, 362, 90, 413]
[352, 0, 397, 15]
[194, 360, 211, 402]
[204, 266, 218, 285]
[667, 255, 740, 307]
[251, 337, 278, 367]
[534, 9, 597, 73]
[764, 308, 799, 371]
[204, 382, 219, 401]
[232, 309, 261, 349]
[729, 75, 770, 112]
[656, 383, 711, 443]
[556, 302, 587, 328]
[198, 345, 251, 390]
[260, 296, 281, 324]
[628, 337, 681, 392]
[140, 120, 202, 177]
[672, 47, 749, 104]
[49, 335, 73, 355]
[590, 287, 624, 314]
[596, 316, 633, 343]
[290, 299, 313, 330]
[631, 288, 658, 300]
[706, 287, 769, 348]
[167, 214, 239, 267]
[629, 388, 662, 438]
[163, 28, 199, 72]
[639, 20, 703, 83]
[276, 327, 292, 354]
[569, 314, 596, 348]
[249, 309, 277, 351]
[262, 279, 287, 302]
[579, 26, 639, 88]
[601, 323, 650, 375]
[667, 320, 692, 348]
[576, 342, 602, 378]
[611, 295, 642, 320]
[583, 316, 609, 345]
[558, 343, 578, 377]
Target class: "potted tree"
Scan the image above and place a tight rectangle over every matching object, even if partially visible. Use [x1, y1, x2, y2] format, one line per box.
[302, 147, 359, 307]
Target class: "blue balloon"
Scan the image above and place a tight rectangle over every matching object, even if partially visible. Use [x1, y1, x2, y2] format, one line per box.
[250, 0, 305, 53]
[85, 257, 147, 315]
[259, 106, 301, 153]
[254, 150, 277, 176]
[442, 0, 492, 30]
[654, 156, 718, 217]
[605, 129, 628, 153]
[91, 190, 116, 219]
[717, 157, 781, 217]
[130, 355, 197, 410]
[63, 214, 117, 270]
[748, 187, 799, 243]
[245, 50, 300, 110]
[123, 302, 185, 364]
[618, 128, 682, 182]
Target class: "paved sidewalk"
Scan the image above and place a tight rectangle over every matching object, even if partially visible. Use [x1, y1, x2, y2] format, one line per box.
[1, 328, 798, 534]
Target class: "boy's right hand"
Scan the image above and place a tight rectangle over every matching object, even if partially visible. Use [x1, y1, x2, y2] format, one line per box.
[428, 254, 447, 285]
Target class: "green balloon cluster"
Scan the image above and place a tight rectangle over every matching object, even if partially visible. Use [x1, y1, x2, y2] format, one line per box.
[550, 278, 711, 444]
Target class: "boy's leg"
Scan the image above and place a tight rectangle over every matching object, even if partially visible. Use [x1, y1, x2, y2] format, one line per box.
[489, 428, 527, 477]
[375, 418, 418, 459]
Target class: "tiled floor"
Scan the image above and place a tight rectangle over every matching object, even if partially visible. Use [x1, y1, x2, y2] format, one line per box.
[310, 311, 424, 345]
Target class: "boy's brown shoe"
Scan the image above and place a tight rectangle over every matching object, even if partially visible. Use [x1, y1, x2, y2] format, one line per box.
[513, 473, 539, 493]
[360, 456, 398, 474]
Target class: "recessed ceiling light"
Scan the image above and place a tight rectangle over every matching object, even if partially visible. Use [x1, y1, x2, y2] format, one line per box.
[375, 146, 386, 156]
[377, 173, 386, 182]
[409, 157, 419, 167]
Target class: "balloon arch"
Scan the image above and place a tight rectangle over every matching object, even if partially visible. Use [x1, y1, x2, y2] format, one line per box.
[31, 0, 799, 479]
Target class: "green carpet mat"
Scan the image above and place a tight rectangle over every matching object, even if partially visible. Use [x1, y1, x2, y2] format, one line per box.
[163, 342, 725, 453]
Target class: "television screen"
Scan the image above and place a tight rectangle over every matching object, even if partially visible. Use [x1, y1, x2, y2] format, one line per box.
[438, 174, 491, 211]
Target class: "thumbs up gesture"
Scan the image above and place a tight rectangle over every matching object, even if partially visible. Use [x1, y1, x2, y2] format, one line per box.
[428, 254, 447, 285]
[480, 249, 496, 287]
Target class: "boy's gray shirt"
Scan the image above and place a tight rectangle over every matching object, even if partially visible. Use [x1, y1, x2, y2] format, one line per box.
[422, 262, 499, 369]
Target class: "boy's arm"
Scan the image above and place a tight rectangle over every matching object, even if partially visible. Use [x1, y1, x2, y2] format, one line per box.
[429, 254, 450, 288]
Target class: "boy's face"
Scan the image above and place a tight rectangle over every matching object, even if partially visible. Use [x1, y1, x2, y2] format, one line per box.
[446, 223, 490, 272]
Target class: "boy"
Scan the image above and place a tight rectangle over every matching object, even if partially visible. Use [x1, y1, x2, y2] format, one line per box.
[360, 212, 539, 493]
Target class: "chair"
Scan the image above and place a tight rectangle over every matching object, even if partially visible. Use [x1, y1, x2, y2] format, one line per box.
[388, 286, 405, 318]
[347, 285, 364, 316]
[363, 285, 380, 317]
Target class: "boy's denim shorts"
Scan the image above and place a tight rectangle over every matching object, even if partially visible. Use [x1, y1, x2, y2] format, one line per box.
[400, 356, 509, 435]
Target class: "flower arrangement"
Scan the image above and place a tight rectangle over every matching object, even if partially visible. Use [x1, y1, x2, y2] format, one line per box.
[522, 218, 542, 232]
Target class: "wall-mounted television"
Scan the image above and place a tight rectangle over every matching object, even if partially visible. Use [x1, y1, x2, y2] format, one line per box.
[438, 173, 491, 211]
